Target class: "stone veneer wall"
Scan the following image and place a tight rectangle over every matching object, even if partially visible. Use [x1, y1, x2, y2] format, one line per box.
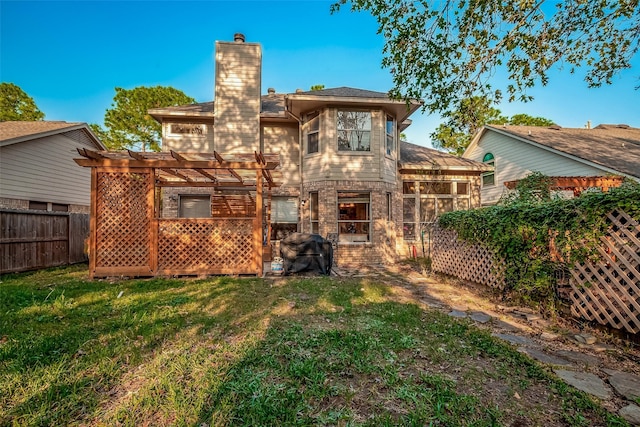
[301, 180, 400, 267]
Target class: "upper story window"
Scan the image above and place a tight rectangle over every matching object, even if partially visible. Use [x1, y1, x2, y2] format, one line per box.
[386, 115, 395, 156]
[169, 123, 206, 136]
[337, 111, 371, 152]
[306, 112, 320, 154]
[482, 153, 496, 186]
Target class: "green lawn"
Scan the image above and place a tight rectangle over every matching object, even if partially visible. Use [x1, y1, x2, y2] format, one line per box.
[0, 265, 627, 426]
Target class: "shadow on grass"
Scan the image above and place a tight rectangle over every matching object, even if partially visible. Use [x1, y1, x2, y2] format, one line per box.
[0, 266, 621, 426]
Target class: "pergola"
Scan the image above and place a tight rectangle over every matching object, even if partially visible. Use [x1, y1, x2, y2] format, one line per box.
[75, 149, 281, 278]
[504, 176, 625, 197]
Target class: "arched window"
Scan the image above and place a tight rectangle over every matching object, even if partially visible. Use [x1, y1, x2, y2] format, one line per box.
[482, 153, 495, 186]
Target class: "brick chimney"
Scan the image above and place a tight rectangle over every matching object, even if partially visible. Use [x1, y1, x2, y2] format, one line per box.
[214, 33, 262, 153]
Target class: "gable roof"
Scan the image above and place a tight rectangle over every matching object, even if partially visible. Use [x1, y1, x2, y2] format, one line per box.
[399, 141, 491, 172]
[466, 124, 640, 179]
[0, 121, 105, 149]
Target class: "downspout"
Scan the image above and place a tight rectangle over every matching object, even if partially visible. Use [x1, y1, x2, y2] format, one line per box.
[285, 99, 304, 233]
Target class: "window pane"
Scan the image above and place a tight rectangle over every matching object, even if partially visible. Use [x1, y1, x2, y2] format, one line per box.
[420, 198, 436, 223]
[482, 173, 495, 186]
[308, 132, 318, 154]
[403, 223, 416, 240]
[403, 198, 415, 222]
[29, 201, 47, 210]
[337, 111, 371, 152]
[457, 182, 469, 195]
[338, 191, 370, 242]
[271, 197, 298, 223]
[179, 195, 211, 218]
[403, 181, 416, 194]
[420, 182, 452, 194]
[271, 223, 297, 241]
[437, 199, 454, 215]
[310, 192, 319, 221]
[386, 115, 394, 155]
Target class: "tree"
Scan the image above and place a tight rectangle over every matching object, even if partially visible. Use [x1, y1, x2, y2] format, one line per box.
[95, 86, 195, 151]
[310, 84, 325, 91]
[431, 96, 553, 155]
[0, 83, 45, 121]
[331, 1, 640, 115]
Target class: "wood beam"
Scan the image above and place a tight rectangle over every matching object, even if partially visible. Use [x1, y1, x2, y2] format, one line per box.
[170, 150, 218, 182]
[74, 158, 278, 170]
[160, 168, 193, 182]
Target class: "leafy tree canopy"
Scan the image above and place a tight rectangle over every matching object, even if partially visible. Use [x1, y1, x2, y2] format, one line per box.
[431, 96, 554, 155]
[95, 86, 195, 151]
[0, 82, 45, 121]
[310, 84, 325, 91]
[331, 1, 639, 115]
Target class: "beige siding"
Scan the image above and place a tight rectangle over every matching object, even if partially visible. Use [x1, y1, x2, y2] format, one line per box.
[161, 122, 214, 152]
[214, 41, 261, 153]
[303, 108, 396, 183]
[0, 134, 94, 207]
[468, 130, 608, 205]
[261, 123, 300, 190]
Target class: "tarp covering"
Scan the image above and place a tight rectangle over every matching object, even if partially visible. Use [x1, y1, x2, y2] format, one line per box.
[280, 233, 333, 275]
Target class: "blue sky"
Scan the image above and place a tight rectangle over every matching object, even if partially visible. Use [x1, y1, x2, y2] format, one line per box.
[1, 0, 639, 148]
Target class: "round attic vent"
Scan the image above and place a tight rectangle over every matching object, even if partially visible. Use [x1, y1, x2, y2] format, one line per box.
[234, 33, 245, 43]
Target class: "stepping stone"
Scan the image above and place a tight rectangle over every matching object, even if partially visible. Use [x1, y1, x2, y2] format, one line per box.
[555, 350, 600, 367]
[492, 333, 537, 347]
[448, 310, 467, 318]
[493, 320, 522, 332]
[518, 348, 573, 366]
[540, 332, 560, 341]
[470, 312, 492, 323]
[608, 371, 640, 400]
[619, 404, 640, 426]
[573, 333, 597, 345]
[554, 370, 611, 400]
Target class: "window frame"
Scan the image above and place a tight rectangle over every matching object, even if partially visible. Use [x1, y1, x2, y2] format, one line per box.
[482, 153, 496, 187]
[309, 192, 319, 234]
[336, 110, 372, 152]
[386, 114, 395, 156]
[178, 194, 211, 218]
[337, 191, 371, 243]
[306, 111, 320, 155]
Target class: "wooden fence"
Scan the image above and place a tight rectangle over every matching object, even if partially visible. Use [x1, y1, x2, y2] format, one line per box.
[431, 209, 640, 335]
[0, 210, 89, 274]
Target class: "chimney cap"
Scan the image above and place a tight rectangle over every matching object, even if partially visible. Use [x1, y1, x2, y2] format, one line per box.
[267, 87, 276, 95]
[234, 33, 245, 43]
[296, 88, 303, 93]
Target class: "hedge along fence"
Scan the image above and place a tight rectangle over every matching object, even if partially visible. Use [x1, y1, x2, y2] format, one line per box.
[433, 180, 640, 334]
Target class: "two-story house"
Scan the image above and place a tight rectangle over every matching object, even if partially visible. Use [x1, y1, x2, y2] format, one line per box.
[76, 34, 490, 278]
[147, 33, 490, 269]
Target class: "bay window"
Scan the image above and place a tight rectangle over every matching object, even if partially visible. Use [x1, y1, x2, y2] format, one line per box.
[337, 111, 371, 151]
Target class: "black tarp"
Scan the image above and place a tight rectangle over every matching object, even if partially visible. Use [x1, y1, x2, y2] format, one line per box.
[280, 233, 333, 275]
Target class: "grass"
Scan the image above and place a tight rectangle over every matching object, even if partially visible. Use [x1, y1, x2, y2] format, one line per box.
[0, 265, 628, 426]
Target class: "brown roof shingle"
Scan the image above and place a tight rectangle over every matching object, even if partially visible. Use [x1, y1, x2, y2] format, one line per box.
[0, 121, 83, 142]
[400, 141, 491, 171]
[486, 124, 640, 179]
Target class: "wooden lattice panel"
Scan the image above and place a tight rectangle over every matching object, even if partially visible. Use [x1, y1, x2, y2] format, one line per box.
[95, 171, 152, 269]
[569, 210, 640, 334]
[158, 218, 255, 275]
[431, 226, 505, 288]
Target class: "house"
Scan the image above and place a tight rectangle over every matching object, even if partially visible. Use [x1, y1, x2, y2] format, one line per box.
[0, 121, 105, 213]
[76, 34, 490, 277]
[463, 124, 640, 205]
[0, 121, 105, 273]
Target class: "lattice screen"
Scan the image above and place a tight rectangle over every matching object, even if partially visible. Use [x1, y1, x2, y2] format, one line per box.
[95, 170, 152, 269]
[569, 210, 640, 334]
[431, 226, 505, 288]
[158, 218, 255, 274]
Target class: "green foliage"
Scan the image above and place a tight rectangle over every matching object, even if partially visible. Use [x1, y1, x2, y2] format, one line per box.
[330, 1, 640, 116]
[438, 179, 640, 305]
[0, 82, 45, 121]
[310, 84, 325, 91]
[431, 97, 554, 155]
[96, 86, 195, 151]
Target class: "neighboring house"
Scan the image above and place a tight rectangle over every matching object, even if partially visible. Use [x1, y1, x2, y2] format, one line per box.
[463, 124, 640, 205]
[0, 121, 106, 273]
[143, 33, 491, 268]
[0, 121, 105, 213]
